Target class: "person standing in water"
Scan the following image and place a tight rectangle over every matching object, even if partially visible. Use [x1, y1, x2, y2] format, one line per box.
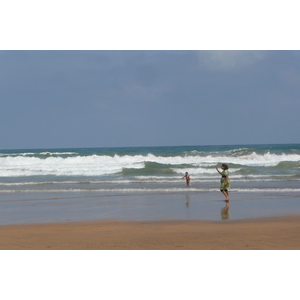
[216, 164, 230, 200]
[182, 172, 190, 186]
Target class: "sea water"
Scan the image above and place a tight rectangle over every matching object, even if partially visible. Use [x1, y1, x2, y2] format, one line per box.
[1, 144, 299, 193]
[0, 144, 299, 223]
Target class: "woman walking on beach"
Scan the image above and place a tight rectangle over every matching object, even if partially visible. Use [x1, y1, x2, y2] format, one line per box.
[216, 164, 230, 200]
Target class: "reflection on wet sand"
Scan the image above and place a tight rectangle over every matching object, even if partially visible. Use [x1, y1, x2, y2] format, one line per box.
[186, 194, 190, 207]
[221, 200, 230, 220]
[183, 194, 230, 220]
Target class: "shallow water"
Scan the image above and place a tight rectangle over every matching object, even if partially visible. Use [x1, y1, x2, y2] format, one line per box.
[0, 190, 299, 225]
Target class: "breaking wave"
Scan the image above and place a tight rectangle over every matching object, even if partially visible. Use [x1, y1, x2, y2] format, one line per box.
[0, 150, 299, 177]
[0, 144, 299, 193]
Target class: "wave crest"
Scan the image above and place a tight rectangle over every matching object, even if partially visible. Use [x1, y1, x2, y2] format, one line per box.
[0, 149, 299, 177]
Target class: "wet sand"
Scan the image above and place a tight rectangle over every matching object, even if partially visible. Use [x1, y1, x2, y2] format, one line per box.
[1, 215, 300, 250]
[1, 191, 300, 225]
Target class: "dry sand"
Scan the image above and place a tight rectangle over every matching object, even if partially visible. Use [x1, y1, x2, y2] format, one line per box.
[1, 215, 299, 250]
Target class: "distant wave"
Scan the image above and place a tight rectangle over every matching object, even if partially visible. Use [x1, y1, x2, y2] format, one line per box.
[0, 152, 77, 157]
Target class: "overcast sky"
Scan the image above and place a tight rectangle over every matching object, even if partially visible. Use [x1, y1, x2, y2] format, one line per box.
[1, 50, 300, 149]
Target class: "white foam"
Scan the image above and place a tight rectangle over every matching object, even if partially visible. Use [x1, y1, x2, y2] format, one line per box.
[39, 152, 77, 155]
[1, 187, 300, 194]
[227, 152, 300, 166]
[236, 188, 300, 193]
[0, 155, 145, 177]
[172, 167, 241, 175]
[0, 151, 299, 177]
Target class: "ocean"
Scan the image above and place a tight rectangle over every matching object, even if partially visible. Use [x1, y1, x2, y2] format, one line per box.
[0, 144, 300, 224]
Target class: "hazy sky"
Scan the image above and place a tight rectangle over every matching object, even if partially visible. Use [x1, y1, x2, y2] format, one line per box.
[1, 50, 300, 149]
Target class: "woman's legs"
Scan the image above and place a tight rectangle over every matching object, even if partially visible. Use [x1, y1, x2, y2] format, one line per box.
[221, 190, 230, 201]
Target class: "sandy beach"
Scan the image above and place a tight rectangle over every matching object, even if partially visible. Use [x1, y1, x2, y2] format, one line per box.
[1, 215, 299, 250]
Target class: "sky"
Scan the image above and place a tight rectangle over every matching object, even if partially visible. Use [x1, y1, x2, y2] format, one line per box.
[1, 1, 300, 150]
[1, 48, 299, 292]
[1, 50, 300, 150]
[1, 1, 298, 296]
